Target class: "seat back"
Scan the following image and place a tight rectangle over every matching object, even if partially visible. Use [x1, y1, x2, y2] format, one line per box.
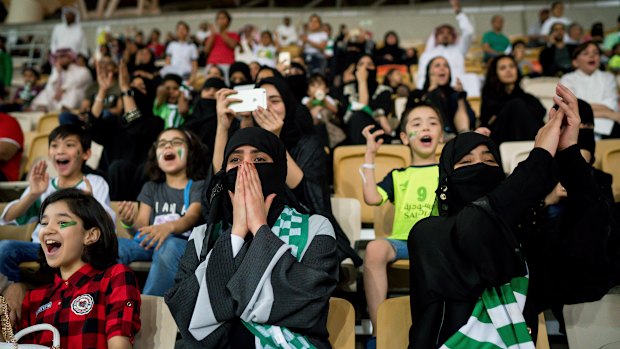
[594, 139, 620, 170]
[602, 147, 620, 202]
[25, 133, 52, 176]
[0, 202, 36, 241]
[330, 197, 361, 248]
[563, 287, 620, 349]
[333, 145, 411, 223]
[327, 297, 355, 349]
[521, 77, 561, 99]
[36, 113, 59, 134]
[499, 141, 535, 174]
[134, 295, 178, 349]
[377, 296, 411, 349]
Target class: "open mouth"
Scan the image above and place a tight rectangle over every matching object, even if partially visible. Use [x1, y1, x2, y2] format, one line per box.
[163, 152, 176, 161]
[420, 135, 433, 146]
[45, 239, 62, 255]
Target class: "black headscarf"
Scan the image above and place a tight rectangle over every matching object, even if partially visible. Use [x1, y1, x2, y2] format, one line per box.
[256, 66, 284, 82]
[228, 62, 252, 87]
[206, 128, 291, 231]
[255, 77, 305, 150]
[354, 54, 378, 96]
[202, 77, 227, 90]
[437, 132, 505, 216]
[286, 62, 308, 103]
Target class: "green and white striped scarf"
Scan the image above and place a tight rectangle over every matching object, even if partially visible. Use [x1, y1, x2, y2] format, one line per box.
[242, 207, 317, 349]
[442, 275, 534, 349]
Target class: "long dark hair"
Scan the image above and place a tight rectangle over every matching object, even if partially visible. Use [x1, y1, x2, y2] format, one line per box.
[422, 56, 452, 92]
[482, 54, 522, 99]
[145, 128, 209, 182]
[39, 188, 118, 270]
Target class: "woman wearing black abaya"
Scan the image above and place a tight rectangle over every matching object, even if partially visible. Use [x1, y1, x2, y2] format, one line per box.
[480, 55, 545, 145]
[408, 56, 474, 138]
[166, 127, 338, 348]
[407, 84, 581, 349]
[374, 31, 406, 66]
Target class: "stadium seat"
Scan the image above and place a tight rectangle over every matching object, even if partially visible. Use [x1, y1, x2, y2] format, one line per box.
[499, 141, 535, 174]
[563, 287, 620, 349]
[36, 113, 59, 135]
[0, 202, 36, 241]
[327, 297, 355, 349]
[333, 145, 411, 224]
[331, 197, 361, 291]
[376, 296, 410, 349]
[134, 295, 178, 349]
[594, 139, 620, 170]
[601, 147, 620, 202]
[25, 133, 54, 177]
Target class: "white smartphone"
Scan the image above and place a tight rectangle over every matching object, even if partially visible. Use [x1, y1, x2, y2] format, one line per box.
[227, 88, 267, 113]
[278, 52, 291, 67]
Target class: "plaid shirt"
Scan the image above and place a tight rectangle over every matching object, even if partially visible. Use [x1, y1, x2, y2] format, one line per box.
[19, 263, 141, 349]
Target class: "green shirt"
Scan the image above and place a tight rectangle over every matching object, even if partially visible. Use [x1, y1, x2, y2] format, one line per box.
[0, 50, 13, 88]
[482, 31, 510, 59]
[153, 102, 184, 128]
[376, 165, 439, 240]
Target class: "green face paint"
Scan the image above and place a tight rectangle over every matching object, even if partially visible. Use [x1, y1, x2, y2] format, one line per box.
[177, 148, 185, 160]
[408, 131, 419, 140]
[59, 221, 77, 229]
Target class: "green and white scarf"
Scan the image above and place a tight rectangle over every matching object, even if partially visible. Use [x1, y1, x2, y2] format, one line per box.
[442, 275, 534, 349]
[242, 207, 317, 349]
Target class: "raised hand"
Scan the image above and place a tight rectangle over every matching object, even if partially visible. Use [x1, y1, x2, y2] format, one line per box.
[82, 176, 92, 196]
[363, 125, 385, 155]
[355, 67, 368, 83]
[554, 83, 581, 151]
[243, 162, 276, 234]
[28, 160, 49, 196]
[253, 106, 284, 137]
[229, 162, 249, 238]
[216, 89, 242, 131]
[95, 60, 113, 92]
[534, 102, 565, 157]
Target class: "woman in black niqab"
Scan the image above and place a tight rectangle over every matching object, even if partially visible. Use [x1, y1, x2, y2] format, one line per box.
[407, 85, 581, 349]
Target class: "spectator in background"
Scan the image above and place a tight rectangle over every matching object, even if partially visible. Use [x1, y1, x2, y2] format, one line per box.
[416, 0, 474, 91]
[205, 65, 225, 80]
[302, 14, 329, 75]
[50, 6, 88, 57]
[227, 62, 252, 87]
[148, 29, 165, 59]
[205, 10, 240, 82]
[540, 1, 572, 37]
[184, 77, 226, 152]
[481, 55, 545, 145]
[153, 74, 190, 129]
[130, 47, 158, 80]
[0, 36, 12, 93]
[482, 15, 510, 64]
[539, 23, 576, 76]
[0, 66, 42, 112]
[374, 31, 406, 66]
[583, 22, 605, 47]
[511, 40, 541, 76]
[160, 21, 198, 85]
[561, 41, 620, 138]
[58, 56, 122, 126]
[566, 23, 584, 45]
[603, 15, 620, 56]
[528, 8, 550, 47]
[254, 30, 277, 68]
[0, 113, 23, 182]
[276, 16, 299, 48]
[31, 48, 92, 113]
[609, 43, 620, 73]
[195, 22, 211, 45]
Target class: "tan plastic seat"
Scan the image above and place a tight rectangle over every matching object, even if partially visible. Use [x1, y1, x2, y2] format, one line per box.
[327, 297, 355, 349]
[601, 146, 620, 202]
[134, 295, 178, 349]
[333, 145, 411, 224]
[331, 197, 361, 291]
[36, 113, 59, 135]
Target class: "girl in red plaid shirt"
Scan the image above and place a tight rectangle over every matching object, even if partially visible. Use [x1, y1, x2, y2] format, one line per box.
[18, 189, 141, 349]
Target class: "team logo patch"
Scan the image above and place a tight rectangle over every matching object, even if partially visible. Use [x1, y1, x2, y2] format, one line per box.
[71, 294, 94, 315]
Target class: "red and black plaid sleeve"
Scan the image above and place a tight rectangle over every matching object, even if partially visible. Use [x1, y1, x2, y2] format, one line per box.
[104, 264, 141, 343]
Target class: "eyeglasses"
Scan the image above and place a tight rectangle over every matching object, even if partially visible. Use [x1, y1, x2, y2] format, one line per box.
[156, 138, 186, 149]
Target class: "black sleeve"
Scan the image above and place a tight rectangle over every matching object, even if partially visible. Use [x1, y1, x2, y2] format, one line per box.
[369, 89, 392, 115]
[376, 170, 395, 203]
